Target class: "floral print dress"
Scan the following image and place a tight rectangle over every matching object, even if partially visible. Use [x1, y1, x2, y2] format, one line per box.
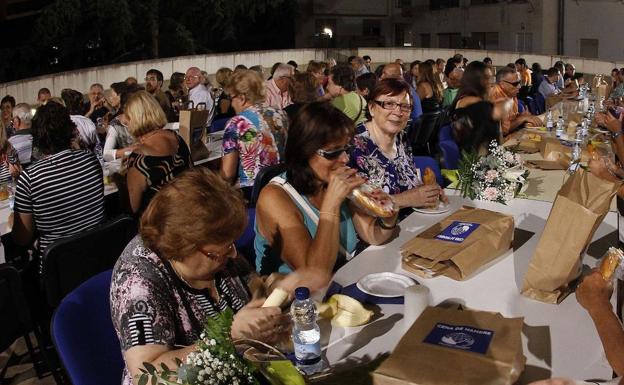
[349, 129, 422, 194]
[222, 105, 284, 188]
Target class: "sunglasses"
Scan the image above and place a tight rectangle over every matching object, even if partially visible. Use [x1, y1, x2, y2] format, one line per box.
[316, 144, 354, 160]
[503, 80, 521, 87]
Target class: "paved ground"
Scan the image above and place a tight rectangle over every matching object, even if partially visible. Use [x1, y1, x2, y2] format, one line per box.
[1, 336, 57, 385]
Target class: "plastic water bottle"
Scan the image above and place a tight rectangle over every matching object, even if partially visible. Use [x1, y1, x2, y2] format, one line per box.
[546, 110, 554, 132]
[556, 116, 564, 138]
[291, 287, 323, 375]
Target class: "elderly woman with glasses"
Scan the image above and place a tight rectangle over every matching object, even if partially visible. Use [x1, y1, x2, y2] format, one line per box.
[255, 102, 398, 285]
[111, 168, 292, 385]
[349, 79, 447, 209]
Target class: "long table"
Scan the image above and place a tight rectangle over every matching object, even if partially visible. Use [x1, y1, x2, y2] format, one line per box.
[322, 191, 617, 383]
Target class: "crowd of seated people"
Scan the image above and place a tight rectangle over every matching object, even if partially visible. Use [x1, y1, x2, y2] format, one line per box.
[2, 53, 617, 385]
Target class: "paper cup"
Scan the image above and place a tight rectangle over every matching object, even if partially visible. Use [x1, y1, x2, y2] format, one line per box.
[403, 285, 431, 333]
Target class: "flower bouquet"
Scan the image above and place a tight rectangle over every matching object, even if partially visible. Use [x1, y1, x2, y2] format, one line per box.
[456, 140, 529, 204]
[138, 308, 304, 385]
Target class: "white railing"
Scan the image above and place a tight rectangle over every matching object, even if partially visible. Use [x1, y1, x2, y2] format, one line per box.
[2, 47, 623, 104]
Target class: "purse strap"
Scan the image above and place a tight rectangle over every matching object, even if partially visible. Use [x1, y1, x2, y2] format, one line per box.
[270, 176, 353, 260]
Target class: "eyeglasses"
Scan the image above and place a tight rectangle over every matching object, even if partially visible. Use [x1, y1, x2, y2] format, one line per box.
[197, 244, 237, 262]
[503, 80, 521, 87]
[184, 75, 200, 81]
[373, 100, 412, 113]
[316, 144, 354, 160]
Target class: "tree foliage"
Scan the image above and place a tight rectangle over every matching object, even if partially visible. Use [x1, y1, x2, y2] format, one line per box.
[0, 0, 296, 83]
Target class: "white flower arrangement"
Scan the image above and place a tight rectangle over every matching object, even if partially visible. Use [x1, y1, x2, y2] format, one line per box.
[138, 309, 258, 385]
[457, 140, 529, 204]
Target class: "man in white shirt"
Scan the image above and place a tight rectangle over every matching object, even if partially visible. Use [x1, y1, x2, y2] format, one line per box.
[60, 89, 100, 153]
[538, 67, 562, 99]
[185, 66, 214, 124]
[264, 63, 294, 110]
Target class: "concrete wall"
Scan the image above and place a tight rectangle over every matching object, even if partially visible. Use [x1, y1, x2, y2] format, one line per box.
[2, 47, 624, 105]
[0, 48, 326, 105]
[563, 0, 624, 62]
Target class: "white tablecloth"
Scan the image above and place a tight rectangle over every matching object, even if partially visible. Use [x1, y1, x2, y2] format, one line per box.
[322, 191, 617, 383]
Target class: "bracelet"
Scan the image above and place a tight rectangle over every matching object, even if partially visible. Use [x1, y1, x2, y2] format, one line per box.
[611, 131, 623, 140]
[319, 211, 340, 218]
[377, 217, 397, 230]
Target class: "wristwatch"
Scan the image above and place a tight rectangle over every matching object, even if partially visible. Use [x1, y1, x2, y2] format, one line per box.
[611, 130, 623, 140]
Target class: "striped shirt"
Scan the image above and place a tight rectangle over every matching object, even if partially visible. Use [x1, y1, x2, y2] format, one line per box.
[14, 149, 105, 254]
[0, 144, 19, 183]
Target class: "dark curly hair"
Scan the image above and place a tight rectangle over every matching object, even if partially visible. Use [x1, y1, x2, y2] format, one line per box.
[60, 88, 85, 115]
[285, 102, 354, 195]
[1, 95, 15, 108]
[32, 102, 76, 155]
[330, 64, 356, 92]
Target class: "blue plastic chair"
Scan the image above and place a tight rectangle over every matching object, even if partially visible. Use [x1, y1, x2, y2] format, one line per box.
[438, 123, 453, 142]
[439, 140, 460, 170]
[533, 93, 546, 115]
[412, 156, 444, 186]
[209, 117, 229, 133]
[235, 208, 257, 268]
[524, 96, 538, 115]
[52, 270, 124, 385]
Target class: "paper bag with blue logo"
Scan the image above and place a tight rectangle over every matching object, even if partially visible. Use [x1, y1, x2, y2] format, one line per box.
[400, 207, 514, 280]
[522, 168, 619, 304]
[373, 306, 525, 385]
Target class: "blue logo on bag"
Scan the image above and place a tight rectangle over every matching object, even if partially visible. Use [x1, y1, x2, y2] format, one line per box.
[423, 323, 494, 354]
[435, 221, 480, 243]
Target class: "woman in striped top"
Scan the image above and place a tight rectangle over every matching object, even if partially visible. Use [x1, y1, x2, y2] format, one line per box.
[124, 91, 192, 214]
[110, 169, 290, 385]
[12, 101, 104, 255]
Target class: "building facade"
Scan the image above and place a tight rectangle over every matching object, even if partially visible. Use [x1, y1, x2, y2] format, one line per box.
[295, 0, 624, 61]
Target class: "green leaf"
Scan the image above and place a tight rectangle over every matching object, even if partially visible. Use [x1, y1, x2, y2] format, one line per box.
[160, 363, 170, 373]
[150, 374, 157, 385]
[143, 362, 157, 375]
[138, 374, 149, 385]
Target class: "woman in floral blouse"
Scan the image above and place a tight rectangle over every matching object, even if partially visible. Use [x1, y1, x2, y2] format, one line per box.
[220, 70, 286, 200]
[349, 79, 447, 209]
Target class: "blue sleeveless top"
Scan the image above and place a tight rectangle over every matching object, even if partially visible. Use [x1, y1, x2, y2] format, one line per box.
[254, 173, 359, 275]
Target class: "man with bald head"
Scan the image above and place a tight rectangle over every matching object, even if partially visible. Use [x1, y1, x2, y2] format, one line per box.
[185, 66, 214, 124]
[381, 63, 422, 120]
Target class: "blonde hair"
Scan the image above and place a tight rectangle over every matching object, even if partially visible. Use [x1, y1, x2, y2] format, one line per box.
[225, 70, 265, 105]
[125, 90, 167, 137]
[215, 67, 233, 88]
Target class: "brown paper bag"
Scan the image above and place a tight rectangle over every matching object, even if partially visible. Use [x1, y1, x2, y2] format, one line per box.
[522, 168, 619, 303]
[373, 307, 525, 385]
[401, 207, 514, 280]
[178, 105, 210, 161]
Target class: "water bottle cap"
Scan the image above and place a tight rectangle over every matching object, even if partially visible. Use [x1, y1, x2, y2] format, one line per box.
[295, 287, 310, 300]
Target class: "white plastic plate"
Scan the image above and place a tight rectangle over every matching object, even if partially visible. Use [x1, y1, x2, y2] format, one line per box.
[356, 272, 415, 297]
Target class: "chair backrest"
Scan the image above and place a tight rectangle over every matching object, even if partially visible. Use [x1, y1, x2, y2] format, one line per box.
[249, 163, 287, 207]
[524, 96, 537, 115]
[534, 92, 546, 115]
[52, 270, 124, 385]
[0, 264, 32, 352]
[42, 215, 138, 308]
[412, 156, 444, 186]
[438, 140, 460, 170]
[209, 117, 229, 133]
[408, 111, 441, 156]
[235, 208, 257, 268]
[438, 123, 453, 143]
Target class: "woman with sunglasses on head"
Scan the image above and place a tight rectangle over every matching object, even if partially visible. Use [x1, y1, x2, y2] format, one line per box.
[254, 102, 398, 285]
[111, 168, 293, 385]
[350, 79, 446, 210]
[220, 70, 285, 200]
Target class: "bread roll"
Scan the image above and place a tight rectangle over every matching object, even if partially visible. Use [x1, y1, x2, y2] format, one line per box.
[350, 184, 396, 218]
[423, 167, 437, 186]
[262, 288, 289, 308]
[600, 247, 624, 281]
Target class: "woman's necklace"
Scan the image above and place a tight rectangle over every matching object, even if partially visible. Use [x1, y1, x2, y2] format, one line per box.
[138, 129, 163, 144]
